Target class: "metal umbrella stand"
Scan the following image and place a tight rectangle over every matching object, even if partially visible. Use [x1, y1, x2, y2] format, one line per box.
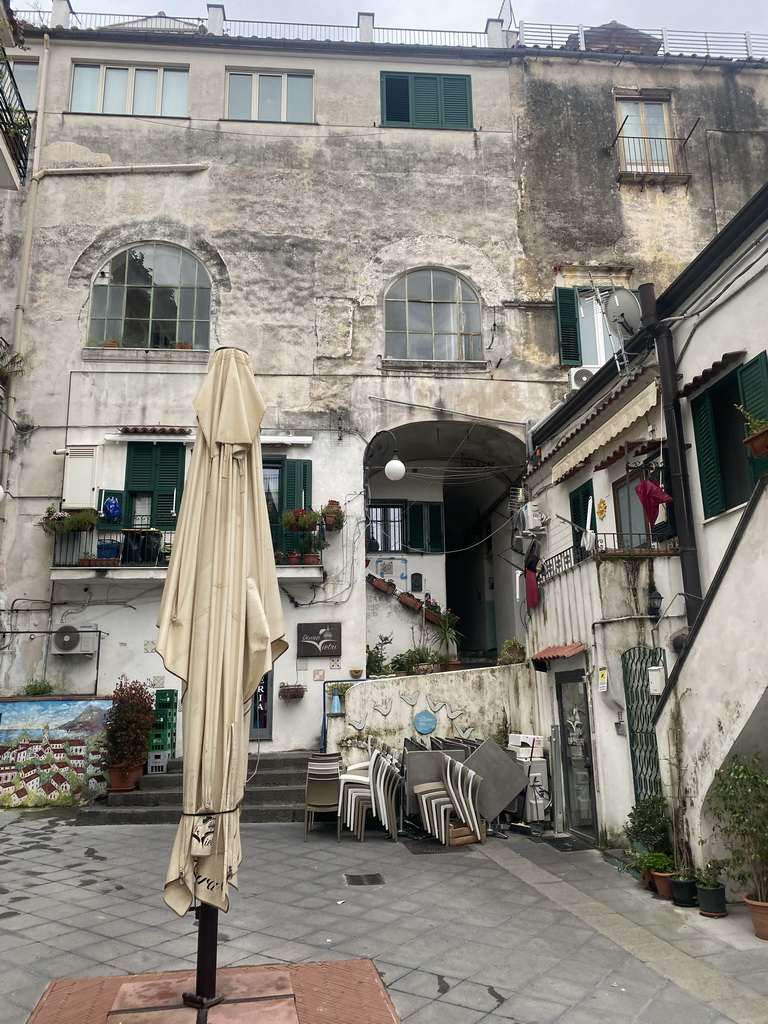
[156, 347, 287, 1010]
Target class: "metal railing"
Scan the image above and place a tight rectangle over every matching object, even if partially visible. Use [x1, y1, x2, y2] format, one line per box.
[0, 57, 31, 183]
[540, 533, 679, 583]
[13, 12, 768, 60]
[616, 135, 690, 177]
[517, 22, 768, 60]
[373, 27, 487, 47]
[51, 526, 173, 568]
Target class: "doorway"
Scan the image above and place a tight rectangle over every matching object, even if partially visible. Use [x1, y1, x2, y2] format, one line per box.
[250, 672, 273, 740]
[556, 669, 598, 843]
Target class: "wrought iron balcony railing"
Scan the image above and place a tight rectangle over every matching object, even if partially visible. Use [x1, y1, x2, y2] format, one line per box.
[0, 56, 31, 183]
[540, 533, 679, 583]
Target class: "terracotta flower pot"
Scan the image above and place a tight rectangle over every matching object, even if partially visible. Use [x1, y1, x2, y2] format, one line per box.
[324, 515, 336, 531]
[303, 553, 320, 565]
[745, 895, 768, 939]
[399, 593, 423, 611]
[424, 608, 441, 624]
[650, 870, 675, 900]
[107, 764, 144, 792]
[286, 553, 302, 565]
[744, 426, 768, 459]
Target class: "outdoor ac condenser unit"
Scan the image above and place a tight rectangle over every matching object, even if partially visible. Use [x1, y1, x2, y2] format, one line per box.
[517, 503, 546, 535]
[569, 366, 600, 390]
[52, 625, 99, 655]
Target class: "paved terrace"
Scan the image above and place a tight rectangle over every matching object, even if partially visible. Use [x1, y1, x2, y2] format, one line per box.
[1, 811, 767, 1024]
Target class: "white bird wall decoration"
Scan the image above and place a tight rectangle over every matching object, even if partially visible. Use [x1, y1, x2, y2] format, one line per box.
[348, 716, 367, 731]
[446, 705, 464, 720]
[400, 691, 420, 706]
[456, 725, 474, 739]
[373, 698, 392, 716]
[426, 694, 445, 714]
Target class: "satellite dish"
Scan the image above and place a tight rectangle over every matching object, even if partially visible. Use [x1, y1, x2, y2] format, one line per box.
[604, 288, 642, 338]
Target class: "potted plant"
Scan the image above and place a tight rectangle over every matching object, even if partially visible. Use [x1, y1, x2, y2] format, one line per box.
[390, 650, 417, 676]
[398, 591, 423, 612]
[301, 533, 328, 565]
[706, 756, 768, 939]
[695, 860, 728, 918]
[279, 682, 307, 701]
[624, 794, 673, 855]
[366, 573, 396, 596]
[280, 508, 321, 531]
[38, 505, 99, 535]
[321, 499, 346, 532]
[646, 852, 676, 899]
[79, 551, 96, 566]
[423, 595, 442, 625]
[366, 634, 393, 676]
[430, 608, 462, 670]
[410, 644, 442, 674]
[735, 405, 768, 459]
[498, 639, 527, 665]
[102, 676, 156, 792]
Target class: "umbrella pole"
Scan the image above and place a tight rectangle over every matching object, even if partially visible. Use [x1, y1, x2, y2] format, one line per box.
[197, 903, 219, 998]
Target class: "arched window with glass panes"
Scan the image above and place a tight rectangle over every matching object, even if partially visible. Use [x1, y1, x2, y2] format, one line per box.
[88, 243, 211, 350]
[384, 269, 481, 361]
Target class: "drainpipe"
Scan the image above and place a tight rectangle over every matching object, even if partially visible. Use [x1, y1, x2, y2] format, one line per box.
[638, 283, 702, 627]
[0, 34, 51, 509]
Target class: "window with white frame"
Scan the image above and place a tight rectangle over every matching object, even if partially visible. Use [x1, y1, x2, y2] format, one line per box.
[9, 61, 38, 111]
[616, 98, 673, 173]
[385, 269, 482, 361]
[71, 64, 188, 116]
[89, 243, 211, 349]
[226, 72, 313, 123]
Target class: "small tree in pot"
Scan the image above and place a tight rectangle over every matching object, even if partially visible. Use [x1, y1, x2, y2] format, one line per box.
[102, 676, 156, 791]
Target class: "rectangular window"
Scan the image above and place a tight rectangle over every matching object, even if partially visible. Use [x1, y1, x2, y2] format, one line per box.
[555, 286, 638, 368]
[71, 65, 188, 116]
[9, 62, 38, 111]
[616, 98, 673, 173]
[226, 72, 314, 123]
[381, 72, 472, 129]
[691, 354, 768, 519]
[369, 501, 444, 553]
[263, 457, 313, 554]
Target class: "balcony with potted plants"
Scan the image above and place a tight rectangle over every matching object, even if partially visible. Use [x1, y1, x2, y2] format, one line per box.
[45, 507, 175, 580]
[274, 507, 326, 583]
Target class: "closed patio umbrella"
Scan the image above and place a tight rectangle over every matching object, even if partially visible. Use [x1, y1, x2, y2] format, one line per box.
[156, 347, 286, 997]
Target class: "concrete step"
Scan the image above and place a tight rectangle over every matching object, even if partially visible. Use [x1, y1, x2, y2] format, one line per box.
[138, 767, 305, 791]
[76, 803, 304, 826]
[108, 784, 304, 808]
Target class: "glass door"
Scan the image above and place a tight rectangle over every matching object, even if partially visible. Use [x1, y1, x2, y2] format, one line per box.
[556, 670, 598, 843]
[250, 672, 273, 740]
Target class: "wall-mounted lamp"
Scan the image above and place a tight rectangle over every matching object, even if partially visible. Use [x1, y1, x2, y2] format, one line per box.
[364, 429, 406, 484]
[647, 586, 663, 620]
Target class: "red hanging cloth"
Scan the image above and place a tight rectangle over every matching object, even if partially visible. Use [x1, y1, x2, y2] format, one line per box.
[634, 478, 673, 527]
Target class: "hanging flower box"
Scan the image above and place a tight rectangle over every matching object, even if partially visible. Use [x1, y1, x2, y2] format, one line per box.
[744, 425, 768, 459]
[279, 683, 307, 701]
[399, 592, 423, 612]
[366, 573, 396, 595]
[424, 608, 441, 625]
[280, 508, 321, 531]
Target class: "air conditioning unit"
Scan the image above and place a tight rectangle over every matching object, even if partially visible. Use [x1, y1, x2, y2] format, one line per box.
[517, 502, 546, 535]
[52, 625, 99, 656]
[569, 366, 600, 390]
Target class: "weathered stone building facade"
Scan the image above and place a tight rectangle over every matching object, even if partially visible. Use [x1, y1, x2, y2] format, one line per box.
[1, 3, 767, 798]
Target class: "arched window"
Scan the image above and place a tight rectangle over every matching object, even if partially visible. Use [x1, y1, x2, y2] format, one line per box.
[384, 269, 481, 361]
[88, 243, 211, 350]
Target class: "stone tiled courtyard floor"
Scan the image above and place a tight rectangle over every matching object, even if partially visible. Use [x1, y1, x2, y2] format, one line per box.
[1, 810, 766, 1024]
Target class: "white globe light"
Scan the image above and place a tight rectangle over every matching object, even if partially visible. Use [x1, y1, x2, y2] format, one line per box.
[384, 458, 406, 481]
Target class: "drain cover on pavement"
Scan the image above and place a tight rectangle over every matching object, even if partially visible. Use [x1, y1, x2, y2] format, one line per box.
[401, 839, 473, 855]
[344, 873, 385, 885]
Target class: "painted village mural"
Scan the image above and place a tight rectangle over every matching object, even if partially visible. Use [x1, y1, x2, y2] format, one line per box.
[0, 698, 110, 807]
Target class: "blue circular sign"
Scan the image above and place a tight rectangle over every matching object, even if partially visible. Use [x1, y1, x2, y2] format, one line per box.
[414, 710, 437, 735]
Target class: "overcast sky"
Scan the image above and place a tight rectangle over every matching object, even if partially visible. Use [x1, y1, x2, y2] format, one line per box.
[44, 0, 768, 36]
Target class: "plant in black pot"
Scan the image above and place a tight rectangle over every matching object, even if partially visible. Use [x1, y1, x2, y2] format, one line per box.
[102, 676, 156, 792]
[695, 859, 728, 918]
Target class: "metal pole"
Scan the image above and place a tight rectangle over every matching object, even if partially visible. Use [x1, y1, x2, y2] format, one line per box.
[196, 903, 218, 999]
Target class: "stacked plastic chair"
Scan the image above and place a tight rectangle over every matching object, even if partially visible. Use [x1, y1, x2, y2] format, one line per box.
[304, 752, 342, 841]
[414, 753, 483, 845]
[338, 745, 401, 842]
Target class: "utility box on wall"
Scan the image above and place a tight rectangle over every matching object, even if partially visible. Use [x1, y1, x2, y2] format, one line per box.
[62, 446, 103, 510]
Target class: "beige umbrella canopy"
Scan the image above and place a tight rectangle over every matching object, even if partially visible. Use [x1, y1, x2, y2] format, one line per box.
[157, 346, 287, 917]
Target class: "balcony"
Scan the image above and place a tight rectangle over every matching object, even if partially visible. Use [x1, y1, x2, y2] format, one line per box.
[615, 135, 692, 187]
[541, 532, 679, 584]
[0, 55, 31, 189]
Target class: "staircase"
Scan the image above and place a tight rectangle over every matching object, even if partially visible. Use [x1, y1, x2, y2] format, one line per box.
[76, 750, 310, 826]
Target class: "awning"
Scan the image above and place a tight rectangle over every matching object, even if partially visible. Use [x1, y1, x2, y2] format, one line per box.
[678, 351, 745, 398]
[550, 382, 658, 483]
[530, 642, 587, 661]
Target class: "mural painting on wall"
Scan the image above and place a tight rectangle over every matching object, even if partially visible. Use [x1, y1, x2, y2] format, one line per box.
[0, 698, 111, 807]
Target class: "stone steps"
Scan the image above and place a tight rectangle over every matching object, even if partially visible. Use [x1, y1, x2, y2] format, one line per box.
[76, 750, 313, 826]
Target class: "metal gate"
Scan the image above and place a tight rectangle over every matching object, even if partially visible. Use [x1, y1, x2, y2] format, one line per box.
[621, 646, 664, 801]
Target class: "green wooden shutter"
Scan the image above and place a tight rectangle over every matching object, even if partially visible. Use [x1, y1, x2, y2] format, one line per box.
[154, 445, 185, 531]
[569, 480, 595, 549]
[125, 443, 155, 489]
[381, 73, 410, 124]
[96, 489, 125, 530]
[691, 392, 725, 519]
[738, 352, 768, 484]
[427, 502, 445, 552]
[440, 75, 472, 128]
[412, 75, 440, 127]
[283, 459, 312, 554]
[406, 502, 425, 552]
[555, 287, 582, 366]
